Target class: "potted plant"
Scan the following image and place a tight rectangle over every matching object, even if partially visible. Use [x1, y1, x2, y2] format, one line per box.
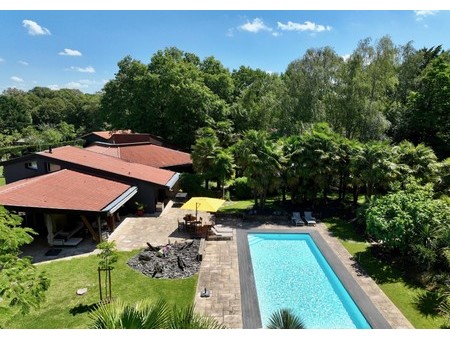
[135, 201, 145, 216]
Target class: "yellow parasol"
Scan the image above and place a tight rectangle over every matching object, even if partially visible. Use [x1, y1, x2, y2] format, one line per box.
[180, 197, 225, 219]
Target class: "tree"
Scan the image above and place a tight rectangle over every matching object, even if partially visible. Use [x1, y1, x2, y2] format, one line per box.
[0, 93, 32, 133]
[0, 206, 49, 322]
[96, 241, 118, 302]
[89, 298, 226, 329]
[234, 130, 283, 209]
[335, 36, 398, 140]
[267, 308, 306, 329]
[403, 52, 450, 159]
[282, 46, 342, 134]
[365, 179, 450, 271]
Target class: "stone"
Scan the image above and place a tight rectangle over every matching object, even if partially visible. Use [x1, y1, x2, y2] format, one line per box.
[76, 288, 88, 295]
[127, 239, 201, 279]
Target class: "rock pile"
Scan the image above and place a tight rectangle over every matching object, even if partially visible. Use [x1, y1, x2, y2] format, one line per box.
[127, 239, 201, 279]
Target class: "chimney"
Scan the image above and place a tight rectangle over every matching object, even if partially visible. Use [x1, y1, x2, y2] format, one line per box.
[49, 146, 52, 153]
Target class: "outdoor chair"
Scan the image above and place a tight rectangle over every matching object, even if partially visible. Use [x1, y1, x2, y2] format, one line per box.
[303, 211, 316, 225]
[207, 227, 233, 241]
[212, 225, 233, 233]
[291, 212, 304, 226]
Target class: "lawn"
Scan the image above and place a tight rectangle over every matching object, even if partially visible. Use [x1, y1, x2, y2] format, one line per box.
[3, 250, 198, 329]
[218, 199, 254, 213]
[325, 217, 446, 329]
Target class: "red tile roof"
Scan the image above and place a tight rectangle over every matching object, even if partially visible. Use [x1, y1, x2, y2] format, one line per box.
[86, 143, 192, 168]
[38, 146, 177, 187]
[0, 170, 132, 212]
[90, 130, 132, 140]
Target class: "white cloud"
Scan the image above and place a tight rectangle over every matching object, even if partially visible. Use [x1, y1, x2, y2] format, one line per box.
[414, 10, 439, 21]
[18, 60, 29, 66]
[66, 81, 89, 89]
[277, 21, 332, 32]
[47, 84, 60, 90]
[11, 76, 24, 83]
[239, 18, 272, 33]
[68, 66, 95, 73]
[58, 48, 82, 56]
[22, 19, 51, 36]
[0, 58, 4, 63]
[341, 54, 351, 61]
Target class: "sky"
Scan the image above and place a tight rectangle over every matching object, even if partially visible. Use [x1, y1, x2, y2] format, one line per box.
[1, 2, 450, 94]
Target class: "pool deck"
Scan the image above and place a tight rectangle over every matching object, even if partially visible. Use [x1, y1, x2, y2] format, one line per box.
[194, 217, 414, 329]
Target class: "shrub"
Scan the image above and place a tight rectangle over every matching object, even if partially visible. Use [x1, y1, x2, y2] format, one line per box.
[232, 176, 252, 200]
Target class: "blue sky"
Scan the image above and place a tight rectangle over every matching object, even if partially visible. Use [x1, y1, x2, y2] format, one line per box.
[1, 8, 450, 94]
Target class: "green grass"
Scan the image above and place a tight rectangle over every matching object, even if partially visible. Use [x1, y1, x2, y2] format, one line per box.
[3, 250, 198, 329]
[325, 217, 446, 329]
[218, 199, 254, 213]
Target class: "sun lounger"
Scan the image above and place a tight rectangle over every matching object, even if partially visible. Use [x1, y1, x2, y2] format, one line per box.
[303, 211, 316, 225]
[212, 225, 233, 233]
[291, 212, 304, 226]
[208, 227, 233, 241]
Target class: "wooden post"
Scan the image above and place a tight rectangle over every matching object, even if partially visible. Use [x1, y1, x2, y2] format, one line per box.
[80, 215, 99, 243]
[97, 216, 102, 242]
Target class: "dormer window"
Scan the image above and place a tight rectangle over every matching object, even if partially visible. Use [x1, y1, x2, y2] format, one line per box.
[46, 162, 61, 173]
[25, 161, 38, 170]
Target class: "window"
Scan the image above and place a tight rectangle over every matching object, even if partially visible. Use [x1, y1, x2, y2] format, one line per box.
[46, 162, 61, 173]
[25, 161, 38, 170]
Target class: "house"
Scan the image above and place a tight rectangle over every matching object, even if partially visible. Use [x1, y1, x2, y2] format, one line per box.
[85, 142, 193, 172]
[82, 130, 179, 149]
[0, 169, 137, 246]
[0, 145, 181, 246]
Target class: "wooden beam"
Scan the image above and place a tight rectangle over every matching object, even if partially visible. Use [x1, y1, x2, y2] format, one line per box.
[80, 215, 99, 243]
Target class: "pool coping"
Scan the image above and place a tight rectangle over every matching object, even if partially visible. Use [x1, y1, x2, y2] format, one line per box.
[237, 228, 392, 329]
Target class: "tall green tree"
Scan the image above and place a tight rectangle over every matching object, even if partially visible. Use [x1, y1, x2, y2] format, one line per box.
[403, 51, 450, 159]
[0, 207, 49, 322]
[234, 130, 283, 209]
[282, 46, 342, 134]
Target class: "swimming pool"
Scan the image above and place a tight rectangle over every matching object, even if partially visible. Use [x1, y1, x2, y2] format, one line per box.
[248, 233, 371, 329]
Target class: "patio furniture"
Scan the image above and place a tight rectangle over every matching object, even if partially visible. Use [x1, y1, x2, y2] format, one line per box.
[212, 225, 233, 233]
[303, 211, 316, 225]
[207, 227, 233, 241]
[291, 212, 304, 226]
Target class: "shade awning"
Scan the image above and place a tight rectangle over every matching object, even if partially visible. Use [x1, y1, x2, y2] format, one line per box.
[180, 197, 225, 213]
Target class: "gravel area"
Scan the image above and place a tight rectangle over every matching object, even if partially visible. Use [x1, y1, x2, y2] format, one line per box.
[127, 239, 201, 279]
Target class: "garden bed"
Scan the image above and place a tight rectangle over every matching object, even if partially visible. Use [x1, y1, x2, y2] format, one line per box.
[127, 239, 201, 279]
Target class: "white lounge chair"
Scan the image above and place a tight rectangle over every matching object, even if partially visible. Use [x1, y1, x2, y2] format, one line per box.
[291, 212, 304, 226]
[212, 225, 233, 233]
[208, 227, 233, 241]
[303, 211, 316, 225]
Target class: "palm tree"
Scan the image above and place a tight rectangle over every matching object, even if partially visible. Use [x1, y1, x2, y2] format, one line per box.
[89, 298, 226, 329]
[267, 308, 306, 329]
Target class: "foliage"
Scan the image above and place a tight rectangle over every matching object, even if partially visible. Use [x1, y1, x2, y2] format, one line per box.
[266, 308, 306, 329]
[234, 130, 283, 209]
[0, 207, 50, 320]
[97, 241, 118, 270]
[179, 173, 207, 197]
[232, 176, 253, 200]
[365, 179, 450, 271]
[89, 298, 226, 329]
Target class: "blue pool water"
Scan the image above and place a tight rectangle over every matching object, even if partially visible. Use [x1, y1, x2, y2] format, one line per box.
[248, 233, 371, 329]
